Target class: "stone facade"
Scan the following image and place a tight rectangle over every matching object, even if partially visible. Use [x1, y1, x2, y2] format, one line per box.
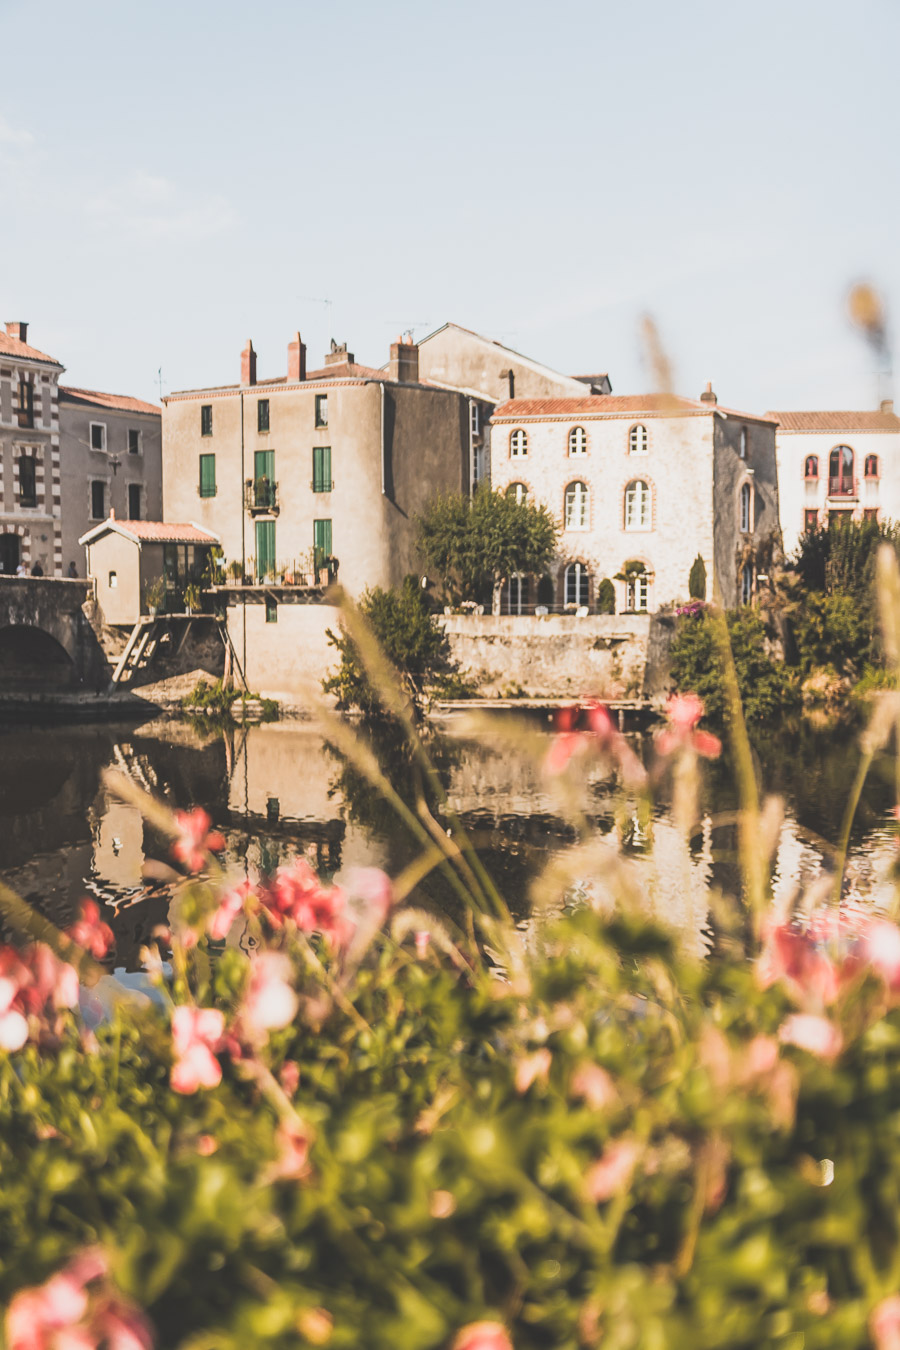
[766, 403, 900, 557]
[162, 333, 493, 599]
[489, 389, 780, 613]
[0, 322, 63, 577]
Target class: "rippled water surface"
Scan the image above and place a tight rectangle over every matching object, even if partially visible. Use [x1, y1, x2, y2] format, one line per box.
[0, 713, 896, 971]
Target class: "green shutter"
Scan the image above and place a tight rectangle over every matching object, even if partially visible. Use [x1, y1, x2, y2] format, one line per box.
[199, 454, 216, 497]
[312, 446, 331, 492]
[313, 519, 332, 568]
[255, 520, 276, 579]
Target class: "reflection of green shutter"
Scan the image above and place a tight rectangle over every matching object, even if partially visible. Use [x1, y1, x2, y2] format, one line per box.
[312, 446, 331, 492]
[313, 519, 332, 568]
[256, 520, 276, 578]
[199, 454, 216, 497]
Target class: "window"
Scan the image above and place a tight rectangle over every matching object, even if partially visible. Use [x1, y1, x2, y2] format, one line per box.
[91, 481, 106, 519]
[128, 428, 141, 455]
[564, 480, 589, 529]
[108, 571, 118, 590]
[199, 454, 216, 498]
[201, 404, 213, 437]
[804, 455, 819, 479]
[315, 394, 328, 428]
[90, 422, 106, 452]
[804, 509, 819, 533]
[509, 428, 528, 457]
[257, 399, 270, 433]
[739, 427, 747, 460]
[255, 519, 276, 580]
[865, 508, 879, 522]
[506, 482, 528, 505]
[741, 564, 754, 606]
[865, 454, 879, 478]
[565, 562, 589, 607]
[626, 572, 649, 612]
[829, 445, 854, 496]
[470, 402, 480, 437]
[506, 574, 528, 615]
[312, 446, 332, 492]
[624, 479, 651, 530]
[128, 484, 142, 520]
[740, 482, 752, 533]
[17, 379, 34, 429]
[313, 518, 332, 569]
[568, 426, 587, 456]
[266, 598, 278, 623]
[629, 424, 648, 455]
[18, 456, 36, 507]
[472, 447, 486, 485]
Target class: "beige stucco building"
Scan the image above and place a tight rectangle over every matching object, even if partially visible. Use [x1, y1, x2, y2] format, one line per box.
[490, 387, 780, 613]
[80, 519, 219, 626]
[766, 402, 900, 558]
[161, 332, 493, 598]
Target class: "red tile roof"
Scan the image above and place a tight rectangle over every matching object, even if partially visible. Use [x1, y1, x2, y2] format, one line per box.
[765, 409, 900, 432]
[60, 385, 160, 415]
[0, 330, 62, 366]
[80, 520, 219, 546]
[167, 361, 393, 399]
[492, 394, 775, 423]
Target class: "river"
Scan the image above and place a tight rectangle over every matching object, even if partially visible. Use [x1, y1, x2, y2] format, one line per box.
[0, 712, 896, 971]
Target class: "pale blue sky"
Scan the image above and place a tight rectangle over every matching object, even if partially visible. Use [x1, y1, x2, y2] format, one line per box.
[1, 0, 897, 412]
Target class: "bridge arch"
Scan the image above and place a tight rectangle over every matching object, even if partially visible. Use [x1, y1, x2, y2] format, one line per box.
[0, 624, 78, 690]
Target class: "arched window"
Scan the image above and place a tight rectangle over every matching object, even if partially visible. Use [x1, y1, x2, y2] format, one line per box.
[629, 424, 648, 455]
[564, 481, 589, 529]
[625, 568, 649, 612]
[565, 562, 589, 607]
[740, 482, 752, 533]
[865, 454, 879, 478]
[568, 426, 587, 456]
[624, 479, 651, 530]
[829, 445, 854, 495]
[741, 564, 754, 606]
[804, 455, 819, 479]
[506, 574, 529, 615]
[739, 427, 747, 460]
[506, 482, 528, 505]
[509, 428, 528, 458]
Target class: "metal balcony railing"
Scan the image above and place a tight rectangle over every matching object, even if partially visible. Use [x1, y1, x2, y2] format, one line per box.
[827, 476, 858, 498]
[245, 478, 278, 513]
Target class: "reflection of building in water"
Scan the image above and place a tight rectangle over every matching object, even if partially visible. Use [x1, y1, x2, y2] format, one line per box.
[93, 799, 145, 888]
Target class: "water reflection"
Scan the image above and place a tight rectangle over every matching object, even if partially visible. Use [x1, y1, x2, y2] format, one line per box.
[0, 714, 895, 972]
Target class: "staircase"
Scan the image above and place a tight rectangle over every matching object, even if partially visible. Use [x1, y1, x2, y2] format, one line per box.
[110, 618, 163, 686]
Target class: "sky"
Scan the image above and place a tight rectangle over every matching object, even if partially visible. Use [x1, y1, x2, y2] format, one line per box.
[1, 0, 898, 413]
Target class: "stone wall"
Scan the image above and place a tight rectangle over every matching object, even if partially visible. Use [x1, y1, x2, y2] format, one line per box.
[439, 612, 673, 701]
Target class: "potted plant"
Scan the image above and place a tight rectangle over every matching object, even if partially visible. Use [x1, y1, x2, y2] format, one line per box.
[227, 560, 244, 585]
[183, 583, 201, 615]
[144, 576, 166, 616]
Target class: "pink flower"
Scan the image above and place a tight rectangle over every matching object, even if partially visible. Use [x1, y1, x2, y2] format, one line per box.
[657, 693, 722, 759]
[778, 1013, 843, 1061]
[66, 901, 114, 960]
[452, 1323, 514, 1350]
[280, 1060, 300, 1096]
[570, 1062, 618, 1111]
[871, 1295, 900, 1350]
[196, 1134, 218, 1156]
[263, 860, 354, 949]
[170, 1006, 225, 1094]
[757, 920, 841, 1007]
[585, 1138, 641, 1202]
[5, 1249, 150, 1350]
[0, 976, 28, 1052]
[171, 809, 225, 873]
[344, 867, 393, 926]
[243, 952, 298, 1039]
[744, 1035, 779, 1079]
[863, 919, 900, 991]
[207, 883, 250, 941]
[415, 931, 431, 959]
[514, 1048, 551, 1094]
[544, 730, 588, 776]
[271, 1118, 313, 1181]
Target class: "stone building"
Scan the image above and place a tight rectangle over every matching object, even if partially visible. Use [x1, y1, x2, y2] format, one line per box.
[0, 318, 162, 578]
[489, 387, 780, 613]
[59, 388, 162, 575]
[161, 331, 494, 599]
[765, 402, 900, 557]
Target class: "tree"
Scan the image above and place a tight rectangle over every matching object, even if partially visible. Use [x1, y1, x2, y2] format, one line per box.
[322, 576, 449, 718]
[596, 578, 616, 614]
[688, 554, 707, 601]
[416, 484, 558, 613]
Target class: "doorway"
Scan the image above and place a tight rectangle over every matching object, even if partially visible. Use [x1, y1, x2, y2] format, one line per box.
[0, 535, 20, 575]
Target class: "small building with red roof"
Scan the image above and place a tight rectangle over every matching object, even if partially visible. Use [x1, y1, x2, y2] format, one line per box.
[79, 516, 219, 626]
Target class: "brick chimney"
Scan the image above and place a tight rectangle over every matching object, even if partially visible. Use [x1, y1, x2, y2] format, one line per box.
[287, 332, 306, 382]
[5, 321, 28, 344]
[700, 381, 717, 404]
[389, 334, 419, 384]
[882, 398, 894, 415]
[325, 339, 354, 367]
[241, 340, 257, 387]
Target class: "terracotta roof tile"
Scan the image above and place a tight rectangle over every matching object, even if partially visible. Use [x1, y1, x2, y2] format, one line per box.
[492, 394, 775, 423]
[0, 331, 62, 366]
[167, 362, 392, 399]
[60, 385, 160, 415]
[80, 520, 219, 546]
[765, 409, 900, 432]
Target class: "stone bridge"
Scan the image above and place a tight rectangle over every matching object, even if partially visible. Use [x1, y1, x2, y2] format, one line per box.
[0, 577, 109, 692]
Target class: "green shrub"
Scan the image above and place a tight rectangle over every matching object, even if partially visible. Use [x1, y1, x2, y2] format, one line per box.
[688, 554, 707, 600]
[596, 577, 616, 614]
[670, 607, 798, 724]
[793, 590, 873, 677]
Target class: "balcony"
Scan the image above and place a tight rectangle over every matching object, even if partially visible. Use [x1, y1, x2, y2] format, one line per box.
[827, 476, 858, 499]
[245, 478, 279, 515]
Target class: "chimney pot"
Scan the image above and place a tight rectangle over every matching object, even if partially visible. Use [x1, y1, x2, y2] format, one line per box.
[700, 381, 717, 404]
[287, 332, 306, 382]
[241, 340, 257, 387]
[5, 321, 28, 344]
[109, 507, 115, 520]
[882, 398, 894, 415]
[325, 340, 353, 366]
[389, 338, 419, 384]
